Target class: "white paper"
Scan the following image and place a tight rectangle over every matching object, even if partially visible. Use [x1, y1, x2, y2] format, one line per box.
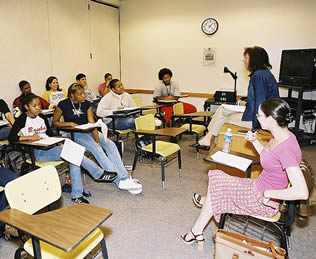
[211, 151, 252, 171]
[33, 137, 65, 145]
[222, 104, 246, 113]
[0, 120, 9, 127]
[157, 99, 178, 103]
[75, 123, 95, 130]
[75, 119, 108, 142]
[41, 109, 54, 115]
[60, 139, 85, 167]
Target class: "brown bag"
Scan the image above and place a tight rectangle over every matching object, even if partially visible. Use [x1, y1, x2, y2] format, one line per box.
[214, 229, 286, 259]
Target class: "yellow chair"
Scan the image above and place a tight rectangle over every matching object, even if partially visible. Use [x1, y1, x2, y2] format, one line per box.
[172, 103, 206, 158]
[132, 114, 182, 189]
[172, 103, 206, 141]
[4, 165, 109, 259]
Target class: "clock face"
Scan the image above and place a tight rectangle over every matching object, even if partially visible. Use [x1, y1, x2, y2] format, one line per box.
[201, 18, 219, 35]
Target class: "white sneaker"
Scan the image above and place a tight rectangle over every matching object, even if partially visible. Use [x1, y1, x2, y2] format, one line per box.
[118, 177, 142, 191]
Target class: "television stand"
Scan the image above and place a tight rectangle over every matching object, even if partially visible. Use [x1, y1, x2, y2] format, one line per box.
[279, 83, 316, 145]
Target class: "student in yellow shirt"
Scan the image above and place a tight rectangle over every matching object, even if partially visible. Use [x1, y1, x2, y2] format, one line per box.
[42, 76, 67, 106]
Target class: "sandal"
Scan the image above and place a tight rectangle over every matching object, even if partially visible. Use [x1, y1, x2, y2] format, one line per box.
[192, 193, 203, 208]
[181, 230, 205, 250]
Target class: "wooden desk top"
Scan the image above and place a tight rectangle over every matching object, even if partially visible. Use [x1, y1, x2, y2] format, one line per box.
[0, 204, 112, 252]
[134, 127, 187, 137]
[204, 147, 260, 165]
[140, 104, 162, 110]
[57, 125, 96, 133]
[14, 136, 66, 149]
[174, 111, 214, 117]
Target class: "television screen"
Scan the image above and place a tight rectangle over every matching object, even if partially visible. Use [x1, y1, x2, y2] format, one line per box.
[279, 49, 316, 86]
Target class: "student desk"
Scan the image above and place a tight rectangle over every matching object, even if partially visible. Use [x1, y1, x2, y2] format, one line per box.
[172, 111, 214, 129]
[12, 137, 66, 169]
[56, 126, 97, 141]
[204, 147, 260, 178]
[0, 203, 112, 258]
[133, 128, 187, 150]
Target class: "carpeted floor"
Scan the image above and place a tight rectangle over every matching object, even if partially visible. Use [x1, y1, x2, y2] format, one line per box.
[0, 135, 315, 258]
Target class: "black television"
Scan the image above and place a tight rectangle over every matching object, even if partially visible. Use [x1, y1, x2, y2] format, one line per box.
[279, 48, 316, 87]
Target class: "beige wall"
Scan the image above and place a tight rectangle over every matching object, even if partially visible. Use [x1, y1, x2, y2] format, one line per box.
[0, 0, 120, 110]
[120, 0, 316, 108]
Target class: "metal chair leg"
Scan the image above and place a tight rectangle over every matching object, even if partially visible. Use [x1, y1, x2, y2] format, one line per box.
[132, 151, 139, 171]
[101, 239, 109, 259]
[218, 213, 227, 229]
[161, 158, 166, 190]
[178, 150, 182, 178]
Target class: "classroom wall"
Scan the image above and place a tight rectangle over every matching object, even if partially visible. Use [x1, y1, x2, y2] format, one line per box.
[119, 0, 316, 108]
[0, 0, 120, 110]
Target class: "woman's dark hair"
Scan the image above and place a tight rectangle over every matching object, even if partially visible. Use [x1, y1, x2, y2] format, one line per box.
[158, 68, 173, 80]
[244, 46, 272, 72]
[20, 93, 39, 113]
[68, 83, 84, 98]
[260, 98, 294, 127]
[45, 76, 61, 91]
[109, 79, 120, 89]
[76, 73, 86, 81]
[19, 80, 29, 89]
[104, 73, 112, 80]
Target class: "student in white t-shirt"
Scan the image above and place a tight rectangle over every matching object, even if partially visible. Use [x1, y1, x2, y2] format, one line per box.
[42, 76, 67, 106]
[8, 93, 117, 204]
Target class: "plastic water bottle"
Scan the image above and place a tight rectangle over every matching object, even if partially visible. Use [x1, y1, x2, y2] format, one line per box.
[222, 128, 233, 153]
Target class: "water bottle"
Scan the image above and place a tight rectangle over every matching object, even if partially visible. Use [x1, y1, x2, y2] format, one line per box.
[222, 128, 233, 153]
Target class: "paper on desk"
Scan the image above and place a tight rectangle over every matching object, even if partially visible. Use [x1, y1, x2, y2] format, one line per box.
[222, 104, 246, 113]
[211, 151, 252, 171]
[75, 119, 108, 141]
[60, 139, 85, 167]
[33, 137, 65, 145]
[157, 99, 178, 103]
[0, 120, 9, 127]
[41, 109, 55, 115]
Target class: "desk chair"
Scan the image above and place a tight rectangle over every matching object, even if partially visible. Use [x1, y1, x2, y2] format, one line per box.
[4, 165, 110, 259]
[217, 160, 312, 256]
[172, 103, 207, 140]
[132, 114, 182, 189]
[172, 103, 207, 158]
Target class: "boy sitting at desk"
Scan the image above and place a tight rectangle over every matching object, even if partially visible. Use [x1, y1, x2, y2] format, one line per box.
[13, 80, 53, 118]
[96, 79, 138, 130]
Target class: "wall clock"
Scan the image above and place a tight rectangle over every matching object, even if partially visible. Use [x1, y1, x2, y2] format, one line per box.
[201, 18, 219, 35]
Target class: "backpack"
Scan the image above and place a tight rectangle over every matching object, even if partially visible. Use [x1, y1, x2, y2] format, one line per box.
[6, 148, 39, 176]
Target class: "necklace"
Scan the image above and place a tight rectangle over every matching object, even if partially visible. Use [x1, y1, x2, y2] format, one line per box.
[70, 99, 82, 117]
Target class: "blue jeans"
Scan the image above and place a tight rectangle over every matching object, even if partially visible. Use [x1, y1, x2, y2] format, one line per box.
[0, 126, 11, 141]
[108, 117, 136, 130]
[0, 168, 18, 211]
[34, 146, 104, 199]
[62, 132, 128, 185]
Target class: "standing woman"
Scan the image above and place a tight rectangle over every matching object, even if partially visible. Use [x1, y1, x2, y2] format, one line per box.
[42, 76, 67, 106]
[8, 93, 117, 204]
[197, 46, 280, 149]
[182, 99, 308, 249]
[52, 83, 142, 194]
